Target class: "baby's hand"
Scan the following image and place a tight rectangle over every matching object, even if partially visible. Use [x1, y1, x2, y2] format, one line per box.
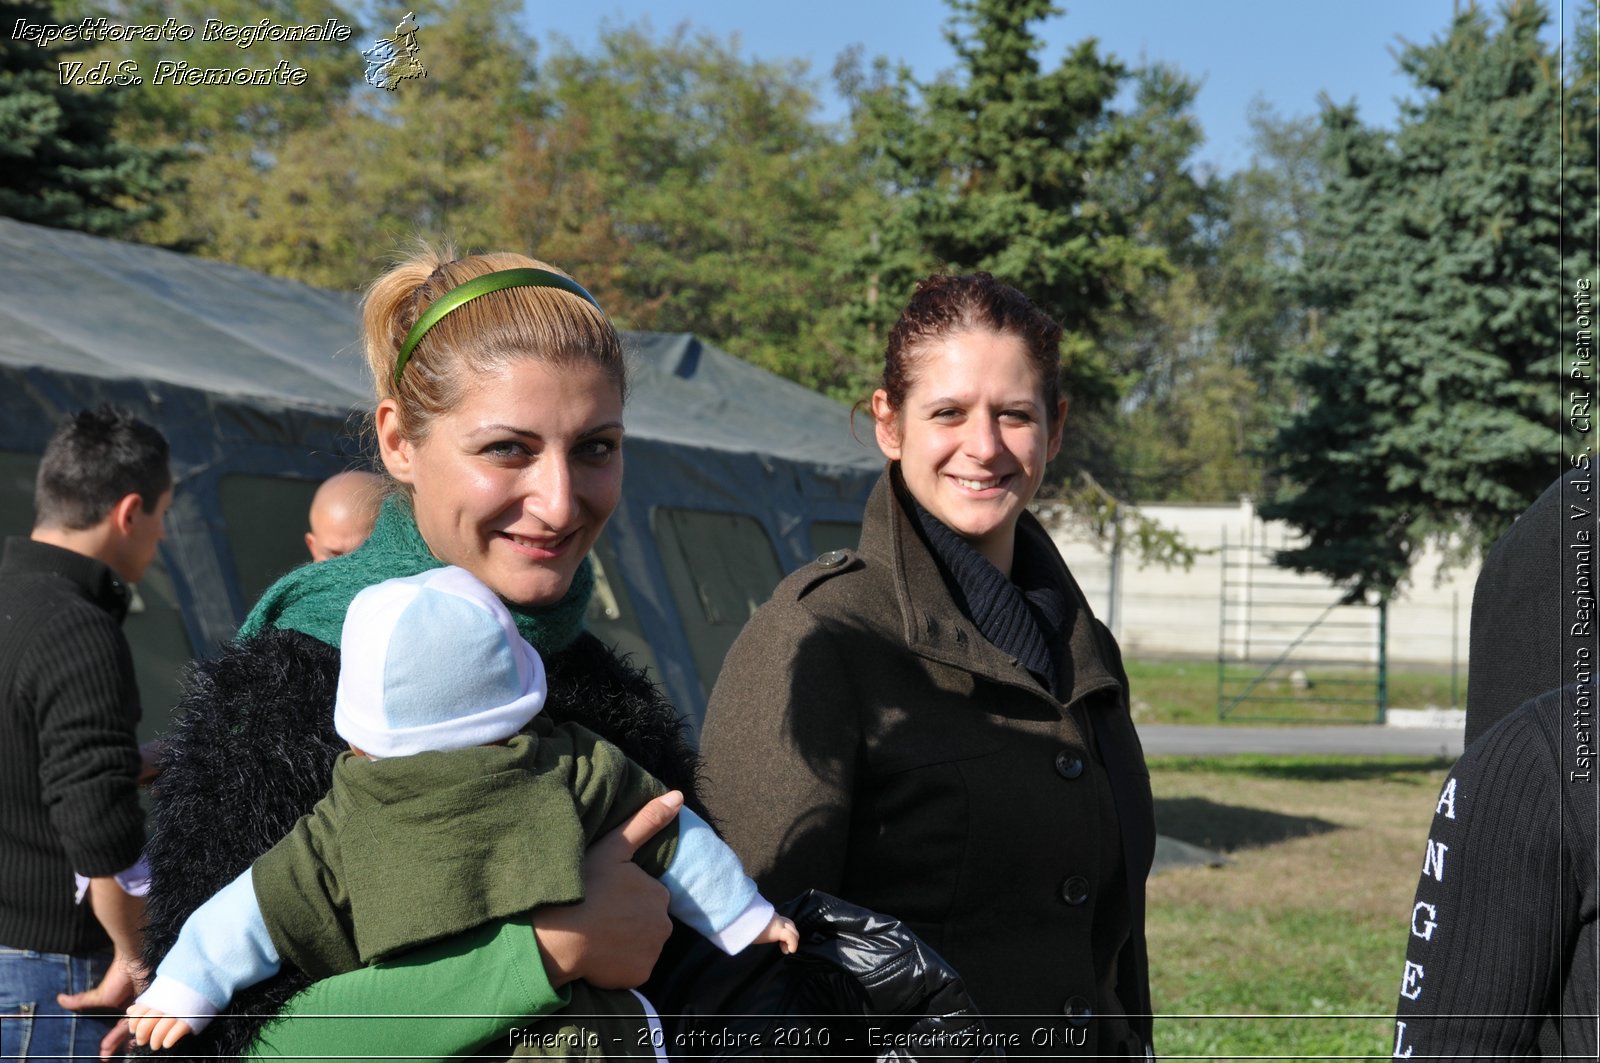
[126, 1003, 193, 1051]
[754, 914, 799, 954]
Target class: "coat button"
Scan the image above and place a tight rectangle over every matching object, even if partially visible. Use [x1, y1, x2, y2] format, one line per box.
[1063, 996, 1093, 1025]
[1060, 876, 1089, 905]
[816, 549, 847, 568]
[1054, 750, 1085, 779]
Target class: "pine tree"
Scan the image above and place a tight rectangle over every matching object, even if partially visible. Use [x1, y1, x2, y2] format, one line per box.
[0, 0, 177, 235]
[1262, 1, 1580, 599]
[92, 0, 369, 269]
[844, 0, 1198, 486]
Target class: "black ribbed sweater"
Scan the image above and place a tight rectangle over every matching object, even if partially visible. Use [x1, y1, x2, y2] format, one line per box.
[1394, 684, 1599, 1060]
[0, 537, 145, 954]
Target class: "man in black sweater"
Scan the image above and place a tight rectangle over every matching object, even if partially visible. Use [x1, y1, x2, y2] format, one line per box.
[1393, 466, 1599, 1059]
[0, 406, 171, 1061]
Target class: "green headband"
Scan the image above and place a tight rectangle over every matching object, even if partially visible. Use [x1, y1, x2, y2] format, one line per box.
[393, 267, 605, 384]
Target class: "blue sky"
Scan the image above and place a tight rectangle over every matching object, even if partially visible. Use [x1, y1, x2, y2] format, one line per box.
[520, 0, 1576, 175]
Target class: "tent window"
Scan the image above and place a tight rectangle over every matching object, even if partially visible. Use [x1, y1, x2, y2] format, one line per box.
[809, 521, 862, 559]
[652, 508, 783, 697]
[0, 450, 192, 744]
[0, 451, 37, 529]
[585, 532, 662, 685]
[121, 558, 193, 744]
[218, 475, 324, 611]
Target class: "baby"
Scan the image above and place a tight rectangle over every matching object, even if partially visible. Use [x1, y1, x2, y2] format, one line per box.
[128, 565, 796, 1050]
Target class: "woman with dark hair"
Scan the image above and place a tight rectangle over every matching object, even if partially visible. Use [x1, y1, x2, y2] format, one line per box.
[701, 273, 1156, 1058]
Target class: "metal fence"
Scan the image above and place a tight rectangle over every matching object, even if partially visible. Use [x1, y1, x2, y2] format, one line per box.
[1215, 533, 1386, 723]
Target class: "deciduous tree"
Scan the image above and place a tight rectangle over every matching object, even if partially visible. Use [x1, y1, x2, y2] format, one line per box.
[497, 23, 865, 387]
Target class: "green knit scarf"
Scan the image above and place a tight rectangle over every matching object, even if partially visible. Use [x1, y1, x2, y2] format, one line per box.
[238, 494, 594, 653]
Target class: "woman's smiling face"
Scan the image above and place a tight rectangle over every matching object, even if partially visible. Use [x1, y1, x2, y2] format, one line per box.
[874, 328, 1064, 575]
[379, 357, 624, 607]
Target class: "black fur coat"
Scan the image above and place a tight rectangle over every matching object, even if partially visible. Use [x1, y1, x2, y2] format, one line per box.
[139, 627, 701, 1059]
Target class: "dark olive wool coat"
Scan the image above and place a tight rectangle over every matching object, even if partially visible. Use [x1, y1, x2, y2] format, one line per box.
[701, 469, 1155, 1058]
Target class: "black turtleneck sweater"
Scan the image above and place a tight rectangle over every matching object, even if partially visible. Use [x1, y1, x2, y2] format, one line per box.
[0, 537, 145, 954]
[1393, 684, 1598, 1060]
[908, 494, 1069, 695]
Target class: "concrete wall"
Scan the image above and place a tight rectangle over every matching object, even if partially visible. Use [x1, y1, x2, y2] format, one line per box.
[1036, 499, 1475, 667]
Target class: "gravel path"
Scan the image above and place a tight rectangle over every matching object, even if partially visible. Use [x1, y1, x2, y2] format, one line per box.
[1139, 723, 1463, 758]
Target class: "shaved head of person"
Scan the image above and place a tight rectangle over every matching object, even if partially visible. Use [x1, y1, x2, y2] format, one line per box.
[305, 471, 384, 562]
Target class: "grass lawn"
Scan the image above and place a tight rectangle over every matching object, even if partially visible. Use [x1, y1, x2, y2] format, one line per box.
[1128, 659, 1466, 726]
[1146, 754, 1453, 1059]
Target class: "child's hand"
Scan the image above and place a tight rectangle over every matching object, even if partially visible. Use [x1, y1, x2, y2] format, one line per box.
[755, 914, 800, 954]
[126, 1003, 193, 1051]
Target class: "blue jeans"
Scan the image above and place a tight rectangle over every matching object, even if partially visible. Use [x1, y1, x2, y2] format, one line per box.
[0, 947, 116, 1061]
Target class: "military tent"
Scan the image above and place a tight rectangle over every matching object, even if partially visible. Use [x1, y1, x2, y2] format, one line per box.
[0, 218, 882, 738]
